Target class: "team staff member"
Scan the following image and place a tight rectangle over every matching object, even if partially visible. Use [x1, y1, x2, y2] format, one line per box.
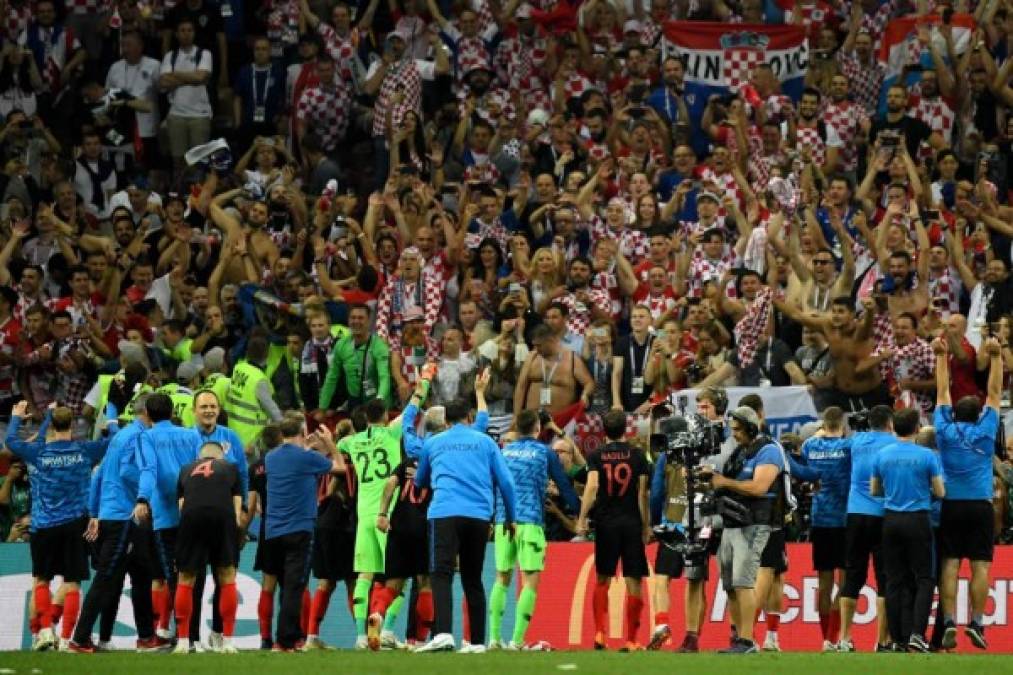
[414, 372, 518, 654]
[188, 389, 249, 650]
[576, 410, 651, 652]
[248, 425, 283, 650]
[871, 408, 946, 653]
[134, 393, 202, 641]
[263, 413, 345, 652]
[488, 409, 579, 650]
[698, 406, 784, 654]
[70, 396, 161, 653]
[318, 304, 393, 411]
[838, 405, 894, 652]
[4, 402, 112, 651]
[934, 335, 1003, 650]
[171, 442, 243, 655]
[225, 336, 284, 451]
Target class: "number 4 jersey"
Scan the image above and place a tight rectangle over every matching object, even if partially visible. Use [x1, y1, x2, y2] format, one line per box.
[587, 442, 649, 522]
[338, 424, 402, 518]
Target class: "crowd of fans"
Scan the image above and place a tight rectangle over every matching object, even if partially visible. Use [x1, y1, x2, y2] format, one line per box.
[1, 0, 1013, 543]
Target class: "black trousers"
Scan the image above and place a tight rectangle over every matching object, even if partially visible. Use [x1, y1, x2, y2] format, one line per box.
[73, 520, 155, 645]
[271, 532, 313, 649]
[429, 517, 488, 642]
[883, 510, 935, 645]
[929, 526, 946, 648]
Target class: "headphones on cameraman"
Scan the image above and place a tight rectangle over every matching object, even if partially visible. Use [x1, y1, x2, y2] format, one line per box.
[729, 408, 760, 438]
[700, 386, 729, 416]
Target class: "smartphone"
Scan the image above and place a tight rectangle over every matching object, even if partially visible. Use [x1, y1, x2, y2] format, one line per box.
[924, 210, 940, 222]
[509, 282, 523, 294]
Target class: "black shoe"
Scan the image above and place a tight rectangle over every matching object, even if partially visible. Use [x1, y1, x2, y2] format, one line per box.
[907, 634, 929, 653]
[260, 638, 274, 650]
[941, 621, 957, 650]
[965, 622, 987, 650]
[875, 642, 897, 653]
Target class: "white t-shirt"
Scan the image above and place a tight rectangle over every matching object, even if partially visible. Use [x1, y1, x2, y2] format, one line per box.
[148, 273, 173, 316]
[106, 56, 162, 137]
[73, 159, 119, 219]
[160, 46, 212, 118]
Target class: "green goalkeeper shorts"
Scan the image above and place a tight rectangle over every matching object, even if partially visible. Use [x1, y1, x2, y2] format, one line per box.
[494, 523, 546, 573]
[353, 517, 388, 574]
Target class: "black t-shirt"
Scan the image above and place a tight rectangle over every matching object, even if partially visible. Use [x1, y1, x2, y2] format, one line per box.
[869, 115, 932, 159]
[587, 441, 649, 522]
[727, 337, 797, 387]
[248, 457, 267, 538]
[390, 462, 431, 537]
[316, 471, 356, 532]
[178, 457, 240, 513]
[614, 333, 654, 410]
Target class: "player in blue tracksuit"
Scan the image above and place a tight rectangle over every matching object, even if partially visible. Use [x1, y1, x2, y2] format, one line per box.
[798, 406, 853, 651]
[134, 392, 201, 638]
[838, 404, 895, 651]
[488, 409, 579, 649]
[401, 375, 490, 458]
[3, 401, 111, 651]
[71, 398, 163, 652]
[414, 370, 517, 653]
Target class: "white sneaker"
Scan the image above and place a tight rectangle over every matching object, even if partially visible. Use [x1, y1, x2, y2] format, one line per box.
[354, 635, 369, 650]
[191, 641, 206, 653]
[837, 639, 855, 652]
[97, 640, 114, 652]
[156, 628, 175, 640]
[59, 637, 70, 651]
[763, 633, 781, 652]
[207, 631, 224, 653]
[822, 639, 838, 652]
[220, 640, 239, 654]
[505, 641, 522, 651]
[380, 631, 404, 650]
[523, 641, 552, 651]
[172, 642, 189, 654]
[34, 627, 56, 652]
[414, 633, 456, 653]
[31, 633, 39, 650]
[459, 643, 487, 654]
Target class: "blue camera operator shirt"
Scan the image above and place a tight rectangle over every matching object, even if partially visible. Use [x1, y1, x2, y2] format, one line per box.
[801, 436, 852, 528]
[872, 441, 942, 512]
[734, 442, 785, 497]
[847, 430, 894, 516]
[494, 438, 578, 525]
[933, 405, 998, 501]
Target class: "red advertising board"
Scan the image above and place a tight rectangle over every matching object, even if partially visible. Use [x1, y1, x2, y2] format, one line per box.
[526, 543, 1013, 652]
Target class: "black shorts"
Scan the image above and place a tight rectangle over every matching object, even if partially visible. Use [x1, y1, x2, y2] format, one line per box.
[760, 528, 788, 573]
[594, 517, 648, 578]
[385, 528, 428, 580]
[312, 527, 355, 581]
[151, 527, 179, 581]
[841, 514, 887, 598]
[654, 541, 685, 579]
[938, 500, 994, 562]
[811, 526, 848, 571]
[175, 508, 239, 574]
[30, 516, 91, 582]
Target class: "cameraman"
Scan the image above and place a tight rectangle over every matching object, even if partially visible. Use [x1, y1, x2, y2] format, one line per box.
[693, 406, 784, 654]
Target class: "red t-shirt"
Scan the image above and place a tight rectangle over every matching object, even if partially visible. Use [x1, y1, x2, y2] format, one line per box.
[949, 338, 981, 403]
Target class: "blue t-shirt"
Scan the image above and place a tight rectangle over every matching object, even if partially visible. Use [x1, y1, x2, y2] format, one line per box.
[734, 442, 784, 497]
[847, 430, 894, 516]
[934, 405, 998, 501]
[265, 444, 332, 539]
[494, 438, 578, 525]
[873, 441, 942, 512]
[802, 436, 852, 528]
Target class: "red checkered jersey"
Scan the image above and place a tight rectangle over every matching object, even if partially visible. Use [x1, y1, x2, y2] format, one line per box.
[3, 4, 31, 43]
[375, 271, 444, 351]
[910, 92, 955, 149]
[687, 249, 740, 298]
[371, 59, 427, 137]
[879, 337, 935, 414]
[859, 0, 895, 50]
[633, 258, 678, 284]
[559, 289, 611, 336]
[495, 32, 549, 90]
[589, 216, 649, 260]
[698, 168, 744, 212]
[836, 50, 885, 117]
[590, 270, 623, 319]
[442, 25, 496, 81]
[928, 267, 961, 317]
[0, 316, 21, 397]
[560, 71, 594, 106]
[423, 250, 454, 282]
[823, 99, 868, 172]
[795, 122, 839, 169]
[785, 0, 836, 41]
[296, 81, 351, 151]
[633, 284, 678, 322]
[317, 23, 359, 82]
[49, 293, 104, 328]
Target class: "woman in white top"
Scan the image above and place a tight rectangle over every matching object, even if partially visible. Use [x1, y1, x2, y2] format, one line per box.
[0, 45, 42, 119]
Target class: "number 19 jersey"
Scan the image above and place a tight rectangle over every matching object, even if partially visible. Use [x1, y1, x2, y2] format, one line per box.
[338, 424, 402, 518]
[588, 442, 649, 522]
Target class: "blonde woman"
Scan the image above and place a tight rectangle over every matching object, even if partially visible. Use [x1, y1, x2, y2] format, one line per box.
[528, 246, 566, 313]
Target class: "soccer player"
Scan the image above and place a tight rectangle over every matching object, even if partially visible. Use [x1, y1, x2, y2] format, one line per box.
[488, 409, 579, 650]
[70, 395, 163, 653]
[576, 410, 651, 652]
[799, 407, 852, 651]
[4, 401, 111, 651]
[262, 413, 344, 651]
[171, 442, 244, 655]
[247, 424, 283, 650]
[135, 393, 202, 644]
[188, 390, 248, 650]
[338, 398, 402, 649]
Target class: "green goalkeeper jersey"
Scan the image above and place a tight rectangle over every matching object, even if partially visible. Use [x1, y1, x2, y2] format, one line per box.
[339, 424, 403, 517]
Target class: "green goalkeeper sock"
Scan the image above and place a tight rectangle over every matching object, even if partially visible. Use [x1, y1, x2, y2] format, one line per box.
[353, 578, 371, 636]
[512, 586, 537, 646]
[489, 581, 509, 643]
[383, 594, 405, 633]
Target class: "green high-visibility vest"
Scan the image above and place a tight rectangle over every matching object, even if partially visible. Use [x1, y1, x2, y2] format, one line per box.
[203, 372, 231, 405]
[224, 360, 272, 449]
[157, 383, 195, 427]
[92, 374, 152, 438]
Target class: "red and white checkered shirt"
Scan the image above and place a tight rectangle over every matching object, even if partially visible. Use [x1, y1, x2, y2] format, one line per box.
[785, 0, 836, 41]
[634, 285, 678, 322]
[858, 0, 895, 50]
[375, 270, 444, 349]
[823, 99, 868, 173]
[559, 289, 611, 336]
[495, 32, 550, 113]
[559, 71, 594, 107]
[370, 58, 427, 137]
[317, 23, 359, 83]
[0, 316, 21, 398]
[3, 4, 31, 43]
[266, 0, 301, 54]
[442, 25, 496, 81]
[590, 270, 623, 320]
[878, 337, 935, 414]
[687, 250, 740, 298]
[589, 216, 648, 261]
[699, 168, 744, 212]
[795, 123, 829, 168]
[640, 18, 664, 47]
[910, 92, 955, 150]
[296, 80, 351, 151]
[836, 50, 885, 116]
[928, 266, 961, 317]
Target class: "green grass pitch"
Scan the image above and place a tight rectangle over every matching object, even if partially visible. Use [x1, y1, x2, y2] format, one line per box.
[2, 650, 1013, 675]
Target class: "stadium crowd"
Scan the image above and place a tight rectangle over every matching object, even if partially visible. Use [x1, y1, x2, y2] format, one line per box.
[1, 0, 1013, 658]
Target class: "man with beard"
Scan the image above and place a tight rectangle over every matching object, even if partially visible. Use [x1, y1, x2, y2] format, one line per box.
[927, 243, 961, 318]
[544, 256, 611, 337]
[838, 10, 885, 116]
[781, 224, 855, 315]
[882, 242, 930, 320]
[647, 55, 690, 127]
[375, 247, 443, 354]
[11, 265, 50, 324]
[518, 172, 559, 237]
[515, 323, 594, 417]
[209, 187, 281, 284]
[864, 313, 935, 417]
[947, 237, 1013, 348]
[295, 54, 351, 157]
[823, 74, 871, 179]
[427, 2, 497, 83]
[789, 87, 842, 174]
[909, 36, 957, 152]
[870, 84, 943, 159]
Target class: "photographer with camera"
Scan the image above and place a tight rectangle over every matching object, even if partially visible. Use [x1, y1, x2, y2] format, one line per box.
[695, 406, 786, 654]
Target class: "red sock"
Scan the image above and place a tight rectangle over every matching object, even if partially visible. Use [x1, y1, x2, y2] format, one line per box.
[174, 584, 193, 640]
[50, 602, 64, 627]
[30, 613, 41, 635]
[625, 596, 644, 644]
[299, 589, 311, 636]
[592, 581, 609, 635]
[34, 585, 53, 629]
[819, 611, 830, 640]
[416, 590, 434, 641]
[461, 597, 471, 643]
[766, 613, 780, 631]
[828, 611, 840, 643]
[308, 588, 333, 635]
[61, 590, 80, 640]
[161, 586, 173, 631]
[655, 611, 669, 627]
[371, 587, 396, 616]
[257, 590, 274, 640]
[151, 588, 162, 628]
[219, 583, 238, 638]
